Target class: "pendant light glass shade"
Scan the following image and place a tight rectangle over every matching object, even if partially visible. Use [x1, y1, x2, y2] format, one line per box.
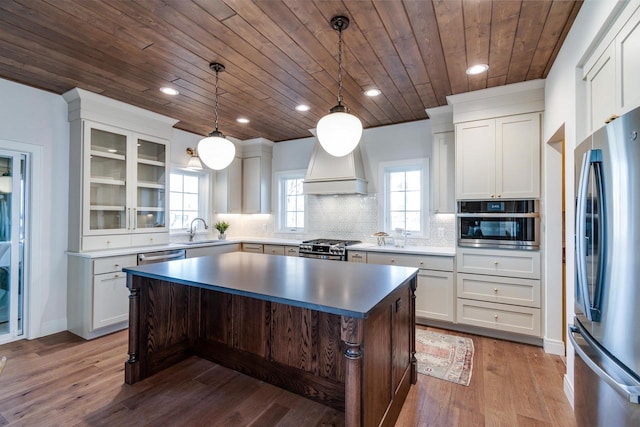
[317, 16, 362, 158]
[198, 131, 235, 170]
[317, 108, 363, 157]
[198, 62, 236, 170]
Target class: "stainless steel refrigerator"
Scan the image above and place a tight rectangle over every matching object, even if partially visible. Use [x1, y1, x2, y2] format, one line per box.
[571, 105, 640, 426]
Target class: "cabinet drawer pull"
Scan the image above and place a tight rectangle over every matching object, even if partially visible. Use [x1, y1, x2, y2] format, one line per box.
[494, 314, 499, 319]
[419, 261, 424, 265]
[493, 288, 498, 293]
[114, 264, 120, 268]
[491, 194, 495, 198]
[494, 261, 499, 265]
[391, 258, 395, 263]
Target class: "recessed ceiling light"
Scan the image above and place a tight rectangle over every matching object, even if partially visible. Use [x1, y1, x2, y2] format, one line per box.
[295, 104, 310, 112]
[160, 87, 179, 96]
[466, 64, 489, 75]
[236, 117, 250, 124]
[364, 88, 381, 97]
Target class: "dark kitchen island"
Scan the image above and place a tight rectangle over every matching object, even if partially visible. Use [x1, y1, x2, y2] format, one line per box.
[123, 252, 418, 427]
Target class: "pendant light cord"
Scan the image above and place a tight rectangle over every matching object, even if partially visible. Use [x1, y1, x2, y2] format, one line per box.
[214, 68, 220, 132]
[337, 25, 344, 106]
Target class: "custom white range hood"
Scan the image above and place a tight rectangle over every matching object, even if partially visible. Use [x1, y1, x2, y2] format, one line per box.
[303, 140, 367, 195]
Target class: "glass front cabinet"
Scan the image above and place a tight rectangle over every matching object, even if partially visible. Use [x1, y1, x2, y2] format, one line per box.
[83, 121, 169, 241]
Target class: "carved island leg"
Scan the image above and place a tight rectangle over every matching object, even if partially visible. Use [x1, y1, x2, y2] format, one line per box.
[410, 276, 417, 384]
[341, 316, 363, 427]
[125, 275, 141, 384]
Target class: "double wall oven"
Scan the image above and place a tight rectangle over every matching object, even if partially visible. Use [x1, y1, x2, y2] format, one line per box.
[457, 200, 540, 250]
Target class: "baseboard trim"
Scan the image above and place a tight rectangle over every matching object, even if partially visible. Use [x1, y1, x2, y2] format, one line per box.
[564, 374, 575, 410]
[543, 338, 565, 355]
[31, 318, 67, 339]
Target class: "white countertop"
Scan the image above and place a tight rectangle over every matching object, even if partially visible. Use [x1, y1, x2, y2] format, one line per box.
[67, 236, 455, 258]
[349, 243, 455, 257]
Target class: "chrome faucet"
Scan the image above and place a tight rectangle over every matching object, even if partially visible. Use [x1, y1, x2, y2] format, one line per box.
[188, 217, 208, 241]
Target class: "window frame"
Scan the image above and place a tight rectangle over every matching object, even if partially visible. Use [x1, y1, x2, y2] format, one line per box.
[276, 170, 307, 233]
[169, 168, 211, 233]
[378, 158, 430, 238]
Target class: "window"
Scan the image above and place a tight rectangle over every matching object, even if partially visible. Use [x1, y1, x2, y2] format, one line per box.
[277, 171, 305, 232]
[169, 170, 209, 230]
[380, 160, 429, 236]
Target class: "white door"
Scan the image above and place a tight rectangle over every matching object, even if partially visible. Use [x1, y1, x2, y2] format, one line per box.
[0, 151, 27, 343]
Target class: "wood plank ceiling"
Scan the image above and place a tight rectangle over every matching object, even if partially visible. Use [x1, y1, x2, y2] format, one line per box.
[0, 0, 582, 142]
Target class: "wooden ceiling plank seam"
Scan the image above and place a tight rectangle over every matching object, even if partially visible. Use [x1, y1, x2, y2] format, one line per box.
[309, 0, 409, 122]
[414, 82, 439, 109]
[154, 0, 351, 128]
[403, 0, 452, 106]
[505, 0, 552, 85]
[543, 1, 583, 77]
[526, 1, 578, 80]
[191, 0, 237, 22]
[345, 0, 424, 120]
[282, 0, 399, 124]
[110, 0, 340, 139]
[432, 0, 469, 95]
[249, 1, 390, 123]
[0, 56, 93, 94]
[373, 0, 437, 110]
[487, 1, 521, 80]
[463, 0, 493, 92]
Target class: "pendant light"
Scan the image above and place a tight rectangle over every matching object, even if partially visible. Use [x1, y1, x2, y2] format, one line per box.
[316, 16, 363, 158]
[198, 62, 236, 170]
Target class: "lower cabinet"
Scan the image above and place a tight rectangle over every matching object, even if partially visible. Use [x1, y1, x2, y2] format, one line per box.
[366, 252, 455, 323]
[68, 253, 137, 339]
[186, 243, 240, 258]
[242, 243, 264, 253]
[456, 248, 541, 337]
[284, 246, 299, 257]
[264, 244, 285, 256]
[348, 251, 367, 263]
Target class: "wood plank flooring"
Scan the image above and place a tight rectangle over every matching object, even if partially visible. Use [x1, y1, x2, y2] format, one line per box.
[0, 326, 576, 426]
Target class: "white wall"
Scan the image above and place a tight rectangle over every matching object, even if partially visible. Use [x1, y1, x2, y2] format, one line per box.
[0, 78, 69, 338]
[544, 0, 631, 406]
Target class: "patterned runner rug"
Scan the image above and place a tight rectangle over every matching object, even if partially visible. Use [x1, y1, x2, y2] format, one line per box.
[415, 329, 474, 386]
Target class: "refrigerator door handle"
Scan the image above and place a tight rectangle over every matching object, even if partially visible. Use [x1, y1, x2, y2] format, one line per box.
[569, 325, 640, 404]
[575, 151, 592, 320]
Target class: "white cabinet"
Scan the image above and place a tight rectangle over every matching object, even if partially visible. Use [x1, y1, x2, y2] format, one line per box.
[456, 113, 541, 200]
[456, 248, 541, 337]
[214, 157, 242, 214]
[584, 4, 640, 132]
[186, 243, 240, 258]
[285, 246, 299, 257]
[348, 251, 367, 263]
[215, 139, 273, 214]
[432, 131, 455, 213]
[68, 253, 137, 339]
[264, 244, 285, 256]
[242, 243, 264, 253]
[64, 88, 176, 252]
[367, 252, 455, 323]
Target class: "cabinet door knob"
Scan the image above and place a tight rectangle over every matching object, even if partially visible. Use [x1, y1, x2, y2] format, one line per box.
[106, 240, 111, 245]
[497, 194, 502, 198]
[494, 314, 499, 319]
[419, 261, 424, 265]
[391, 258, 395, 263]
[114, 264, 120, 268]
[494, 261, 499, 265]
[493, 288, 498, 293]
[490, 194, 495, 198]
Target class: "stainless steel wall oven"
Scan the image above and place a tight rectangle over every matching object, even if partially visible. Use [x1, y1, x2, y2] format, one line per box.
[457, 200, 540, 250]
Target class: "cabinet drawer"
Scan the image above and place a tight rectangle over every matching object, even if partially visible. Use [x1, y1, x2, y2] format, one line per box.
[285, 246, 299, 257]
[264, 245, 285, 256]
[92, 272, 129, 330]
[457, 273, 540, 308]
[131, 233, 170, 247]
[83, 235, 131, 251]
[367, 252, 454, 271]
[94, 255, 137, 275]
[243, 243, 264, 253]
[457, 248, 540, 279]
[348, 251, 367, 263]
[457, 299, 541, 337]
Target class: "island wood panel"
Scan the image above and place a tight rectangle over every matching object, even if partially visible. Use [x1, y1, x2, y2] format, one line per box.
[125, 272, 417, 427]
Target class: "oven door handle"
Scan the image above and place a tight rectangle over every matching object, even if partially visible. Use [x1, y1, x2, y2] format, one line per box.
[456, 212, 539, 218]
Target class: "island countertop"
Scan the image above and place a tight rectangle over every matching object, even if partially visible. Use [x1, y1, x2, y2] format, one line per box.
[123, 251, 418, 319]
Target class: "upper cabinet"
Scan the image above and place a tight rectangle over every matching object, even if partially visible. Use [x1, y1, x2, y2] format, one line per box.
[584, 3, 640, 132]
[456, 113, 541, 200]
[215, 139, 273, 214]
[426, 105, 455, 213]
[64, 88, 178, 252]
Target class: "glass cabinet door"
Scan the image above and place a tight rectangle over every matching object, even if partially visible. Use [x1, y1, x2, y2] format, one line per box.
[135, 138, 167, 230]
[88, 127, 128, 232]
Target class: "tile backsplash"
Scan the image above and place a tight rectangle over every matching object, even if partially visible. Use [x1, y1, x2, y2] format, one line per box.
[216, 194, 455, 247]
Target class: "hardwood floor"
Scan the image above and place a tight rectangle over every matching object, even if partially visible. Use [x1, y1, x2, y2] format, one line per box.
[0, 327, 576, 426]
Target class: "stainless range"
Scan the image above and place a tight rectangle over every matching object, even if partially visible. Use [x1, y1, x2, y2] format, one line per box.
[298, 239, 361, 261]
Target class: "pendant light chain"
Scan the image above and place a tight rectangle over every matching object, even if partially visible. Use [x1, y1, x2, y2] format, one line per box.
[214, 67, 220, 132]
[337, 24, 344, 106]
